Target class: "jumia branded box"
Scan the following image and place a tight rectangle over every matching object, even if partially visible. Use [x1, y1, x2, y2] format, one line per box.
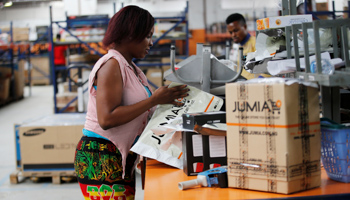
[225, 78, 321, 194]
[18, 114, 85, 170]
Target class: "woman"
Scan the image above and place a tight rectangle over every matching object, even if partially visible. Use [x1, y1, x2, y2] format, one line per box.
[74, 5, 189, 200]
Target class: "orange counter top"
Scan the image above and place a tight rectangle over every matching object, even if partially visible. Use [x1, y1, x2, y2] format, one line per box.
[144, 159, 350, 199]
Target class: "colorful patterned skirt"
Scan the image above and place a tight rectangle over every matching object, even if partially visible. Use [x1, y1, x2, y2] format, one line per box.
[74, 136, 138, 200]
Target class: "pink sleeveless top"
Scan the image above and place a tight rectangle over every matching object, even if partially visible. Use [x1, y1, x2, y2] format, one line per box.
[84, 49, 154, 178]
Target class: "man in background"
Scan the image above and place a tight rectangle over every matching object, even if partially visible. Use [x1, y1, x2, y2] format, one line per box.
[54, 33, 67, 67]
[53, 33, 68, 93]
[226, 13, 264, 80]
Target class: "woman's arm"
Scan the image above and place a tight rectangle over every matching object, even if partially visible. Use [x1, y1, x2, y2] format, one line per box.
[96, 59, 188, 130]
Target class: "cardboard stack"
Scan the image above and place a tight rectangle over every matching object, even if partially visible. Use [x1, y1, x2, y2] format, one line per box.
[225, 78, 321, 194]
[0, 61, 25, 99]
[146, 67, 164, 91]
[29, 56, 50, 85]
[316, 3, 329, 20]
[56, 92, 78, 112]
[0, 76, 10, 101]
[17, 113, 85, 170]
[144, 57, 184, 91]
[0, 27, 29, 42]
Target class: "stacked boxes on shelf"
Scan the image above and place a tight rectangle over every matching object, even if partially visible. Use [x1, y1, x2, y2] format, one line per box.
[0, 27, 29, 43]
[28, 56, 50, 85]
[64, 27, 105, 42]
[0, 75, 10, 101]
[0, 61, 25, 100]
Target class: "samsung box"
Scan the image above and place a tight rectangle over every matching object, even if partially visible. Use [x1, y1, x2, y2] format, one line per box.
[225, 78, 321, 194]
[182, 131, 204, 176]
[182, 111, 226, 130]
[18, 114, 85, 170]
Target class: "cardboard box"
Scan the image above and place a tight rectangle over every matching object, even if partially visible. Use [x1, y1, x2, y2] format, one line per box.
[182, 111, 226, 130]
[16, 60, 25, 97]
[256, 15, 313, 30]
[68, 54, 100, 64]
[316, 3, 329, 20]
[182, 131, 204, 176]
[0, 61, 25, 98]
[56, 92, 78, 112]
[161, 57, 184, 86]
[146, 67, 164, 91]
[57, 102, 78, 113]
[0, 76, 10, 101]
[56, 92, 77, 105]
[144, 57, 184, 91]
[30, 56, 50, 77]
[63, 81, 78, 92]
[0, 27, 29, 42]
[344, 7, 349, 18]
[225, 78, 321, 194]
[18, 114, 85, 170]
[28, 56, 51, 85]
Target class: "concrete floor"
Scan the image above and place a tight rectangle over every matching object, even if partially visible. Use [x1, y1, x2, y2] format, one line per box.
[0, 85, 144, 200]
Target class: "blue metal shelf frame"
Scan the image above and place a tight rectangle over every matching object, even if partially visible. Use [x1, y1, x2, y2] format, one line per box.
[49, 1, 189, 113]
[143, 1, 189, 59]
[49, 6, 110, 113]
[304, 0, 350, 20]
[136, 1, 189, 90]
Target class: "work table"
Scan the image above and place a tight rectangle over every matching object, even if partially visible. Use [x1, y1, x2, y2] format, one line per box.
[143, 159, 350, 199]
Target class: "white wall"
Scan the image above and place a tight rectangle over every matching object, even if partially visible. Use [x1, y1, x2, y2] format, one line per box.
[63, 0, 98, 16]
[0, 1, 66, 41]
[206, 0, 279, 31]
[188, 0, 205, 29]
[96, 1, 118, 16]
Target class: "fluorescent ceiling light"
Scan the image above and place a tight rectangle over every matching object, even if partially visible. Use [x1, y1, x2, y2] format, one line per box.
[4, 1, 13, 7]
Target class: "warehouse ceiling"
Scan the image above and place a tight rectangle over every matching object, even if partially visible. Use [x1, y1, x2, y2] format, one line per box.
[0, 0, 59, 2]
[0, 0, 61, 8]
[0, 0, 60, 3]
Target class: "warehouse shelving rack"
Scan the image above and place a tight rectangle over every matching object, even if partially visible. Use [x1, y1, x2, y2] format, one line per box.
[49, 2, 190, 113]
[304, 0, 350, 20]
[150, 0, 189, 57]
[262, 0, 350, 123]
[0, 22, 31, 105]
[136, 1, 190, 89]
[49, 6, 110, 113]
[27, 27, 51, 96]
[290, 18, 350, 123]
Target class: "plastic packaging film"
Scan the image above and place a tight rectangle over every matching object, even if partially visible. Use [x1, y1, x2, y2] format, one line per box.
[130, 82, 224, 169]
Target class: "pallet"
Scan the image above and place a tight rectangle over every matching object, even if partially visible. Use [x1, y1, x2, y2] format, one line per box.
[10, 169, 77, 184]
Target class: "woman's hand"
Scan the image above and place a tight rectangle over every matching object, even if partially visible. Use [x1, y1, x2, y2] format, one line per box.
[151, 84, 189, 106]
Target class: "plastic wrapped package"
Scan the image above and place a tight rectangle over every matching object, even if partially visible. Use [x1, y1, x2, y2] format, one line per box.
[131, 82, 224, 169]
